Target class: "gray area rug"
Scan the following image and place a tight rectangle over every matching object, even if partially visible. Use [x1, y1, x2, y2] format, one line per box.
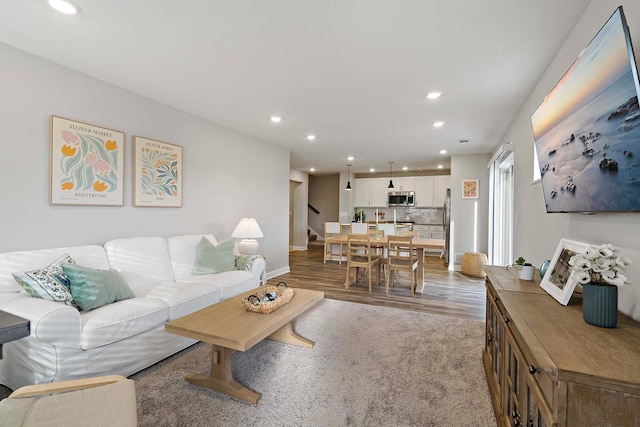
[132, 299, 496, 426]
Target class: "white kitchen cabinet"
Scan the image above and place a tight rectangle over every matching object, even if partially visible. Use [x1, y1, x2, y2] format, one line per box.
[428, 225, 445, 239]
[370, 178, 388, 207]
[433, 175, 451, 207]
[395, 176, 414, 192]
[414, 224, 445, 239]
[355, 175, 449, 207]
[414, 224, 445, 254]
[354, 178, 387, 207]
[354, 178, 372, 207]
[413, 224, 430, 239]
[414, 176, 434, 207]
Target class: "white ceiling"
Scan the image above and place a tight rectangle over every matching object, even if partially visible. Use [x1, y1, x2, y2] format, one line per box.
[0, 0, 591, 175]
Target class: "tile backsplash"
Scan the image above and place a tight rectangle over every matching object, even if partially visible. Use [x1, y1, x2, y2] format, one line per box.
[348, 207, 443, 224]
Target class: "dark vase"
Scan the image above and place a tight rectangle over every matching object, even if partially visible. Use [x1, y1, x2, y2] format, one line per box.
[582, 283, 618, 328]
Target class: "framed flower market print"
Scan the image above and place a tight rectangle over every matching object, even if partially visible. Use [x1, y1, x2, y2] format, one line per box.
[133, 136, 183, 207]
[50, 116, 124, 206]
[540, 238, 590, 305]
[462, 179, 478, 199]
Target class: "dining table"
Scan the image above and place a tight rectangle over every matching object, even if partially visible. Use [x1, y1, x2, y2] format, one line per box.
[325, 235, 446, 294]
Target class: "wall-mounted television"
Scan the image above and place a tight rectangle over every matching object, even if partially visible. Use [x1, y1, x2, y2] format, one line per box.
[531, 6, 640, 213]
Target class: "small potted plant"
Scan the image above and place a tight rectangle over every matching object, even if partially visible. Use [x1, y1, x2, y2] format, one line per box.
[513, 256, 535, 280]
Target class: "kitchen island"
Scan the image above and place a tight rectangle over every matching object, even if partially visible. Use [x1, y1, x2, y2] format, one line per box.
[339, 222, 413, 233]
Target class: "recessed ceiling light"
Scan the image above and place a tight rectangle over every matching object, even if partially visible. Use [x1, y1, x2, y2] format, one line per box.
[439, 149, 447, 154]
[270, 116, 282, 123]
[433, 121, 445, 128]
[347, 156, 354, 161]
[427, 92, 442, 100]
[402, 166, 408, 171]
[437, 165, 444, 169]
[369, 168, 375, 172]
[309, 167, 315, 172]
[48, 0, 79, 14]
[307, 134, 316, 141]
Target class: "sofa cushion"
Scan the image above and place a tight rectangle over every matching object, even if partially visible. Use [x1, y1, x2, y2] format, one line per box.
[0, 246, 110, 293]
[79, 297, 168, 349]
[193, 238, 235, 275]
[180, 270, 258, 300]
[166, 234, 218, 281]
[138, 281, 221, 320]
[62, 264, 135, 311]
[104, 237, 175, 290]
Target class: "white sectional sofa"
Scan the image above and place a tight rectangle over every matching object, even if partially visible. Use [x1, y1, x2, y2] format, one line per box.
[0, 234, 266, 390]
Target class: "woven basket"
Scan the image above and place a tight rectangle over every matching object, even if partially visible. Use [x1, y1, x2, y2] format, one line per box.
[461, 252, 488, 278]
[242, 282, 293, 314]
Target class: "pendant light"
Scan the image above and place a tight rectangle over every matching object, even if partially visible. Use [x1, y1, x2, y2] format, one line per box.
[345, 164, 352, 191]
[388, 161, 395, 189]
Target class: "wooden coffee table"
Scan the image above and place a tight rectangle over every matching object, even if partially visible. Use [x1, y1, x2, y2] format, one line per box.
[165, 287, 324, 404]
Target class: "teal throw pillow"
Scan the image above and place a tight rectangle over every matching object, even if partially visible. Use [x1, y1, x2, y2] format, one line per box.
[12, 254, 79, 309]
[61, 263, 135, 311]
[193, 238, 236, 275]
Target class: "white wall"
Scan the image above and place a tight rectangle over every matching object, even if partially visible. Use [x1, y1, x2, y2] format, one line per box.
[501, 0, 640, 320]
[289, 170, 309, 250]
[451, 154, 491, 269]
[308, 174, 339, 236]
[339, 171, 355, 223]
[0, 42, 290, 275]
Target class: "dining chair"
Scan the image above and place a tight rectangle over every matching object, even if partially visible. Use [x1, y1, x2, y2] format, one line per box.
[350, 222, 369, 235]
[367, 228, 386, 264]
[323, 221, 346, 264]
[386, 235, 419, 295]
[378, 223, 397, 236]
[345, 233, 382, 292]
[368, 229, 385, 238]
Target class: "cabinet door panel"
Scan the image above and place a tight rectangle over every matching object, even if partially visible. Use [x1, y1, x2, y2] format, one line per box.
[433, 175, 450, 207]
[566, 383, 640, 426]
[371, 178, 389, 207]
[398, 176, 415, 191]
[505, 330, 525, 427]
[526, 375, 557, 427]
[485, 292, 504, 417]
[414, 176, 434, 207]
[429, 231, 445, 239]
[354, 178, 372, 207]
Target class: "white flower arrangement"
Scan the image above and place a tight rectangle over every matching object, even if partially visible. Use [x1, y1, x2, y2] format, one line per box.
[568, 243, 632, 287]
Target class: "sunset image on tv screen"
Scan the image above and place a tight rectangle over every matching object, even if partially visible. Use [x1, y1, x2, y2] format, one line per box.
[531, 7, 640, 212]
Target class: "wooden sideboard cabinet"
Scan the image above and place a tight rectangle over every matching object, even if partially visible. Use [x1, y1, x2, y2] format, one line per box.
[483, 265, 640, 427]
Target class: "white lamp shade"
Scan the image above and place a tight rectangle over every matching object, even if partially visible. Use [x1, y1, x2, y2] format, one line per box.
[232, 218, 263, 255]
[231, 218, 264, 239]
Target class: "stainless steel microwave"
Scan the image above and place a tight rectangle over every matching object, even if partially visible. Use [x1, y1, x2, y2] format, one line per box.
[387, 191, 415, 207]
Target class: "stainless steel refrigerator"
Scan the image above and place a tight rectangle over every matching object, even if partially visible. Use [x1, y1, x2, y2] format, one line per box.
[443, 188, 451, 266]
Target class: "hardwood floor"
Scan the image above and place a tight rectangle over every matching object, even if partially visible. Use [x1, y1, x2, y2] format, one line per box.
[266, 246, 487, 321]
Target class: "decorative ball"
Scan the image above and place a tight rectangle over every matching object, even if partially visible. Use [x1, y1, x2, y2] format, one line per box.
[539, 260, 551, 279]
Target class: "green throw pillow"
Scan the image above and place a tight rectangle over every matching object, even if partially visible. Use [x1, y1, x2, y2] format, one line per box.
[61, 263, 135, 311]
[193, 238, 236, 275]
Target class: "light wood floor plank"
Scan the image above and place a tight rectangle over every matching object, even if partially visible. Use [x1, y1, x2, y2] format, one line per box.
[266, 246, 487, 321]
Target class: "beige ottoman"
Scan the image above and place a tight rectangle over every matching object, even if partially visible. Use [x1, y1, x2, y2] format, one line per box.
[461, 252, 488, 278]
[0, 375, 137, 427]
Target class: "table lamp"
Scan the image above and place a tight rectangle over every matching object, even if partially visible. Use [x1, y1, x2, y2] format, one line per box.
[231, 218, 264, 255]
